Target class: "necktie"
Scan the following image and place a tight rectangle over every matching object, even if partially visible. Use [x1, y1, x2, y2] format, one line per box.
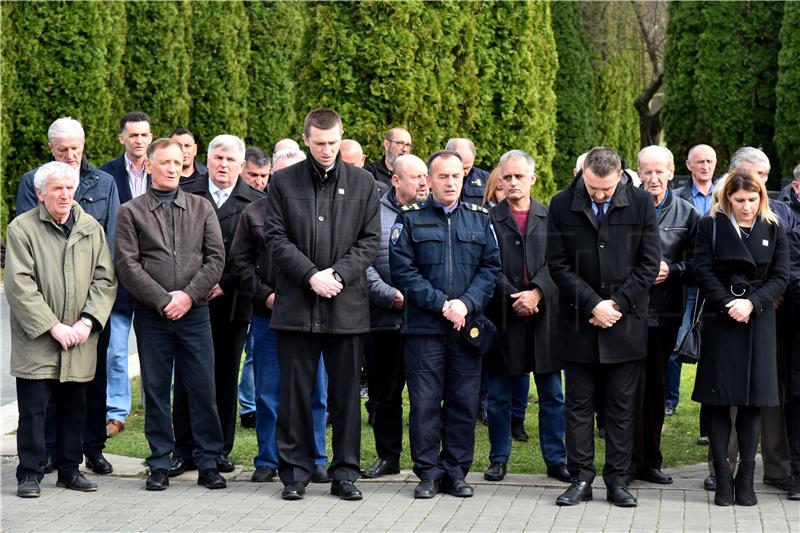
[594, 201, 605, 224]
[216, 190, 227, 208]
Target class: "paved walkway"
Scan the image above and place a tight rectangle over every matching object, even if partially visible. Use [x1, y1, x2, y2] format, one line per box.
[1, 440, 798, 533]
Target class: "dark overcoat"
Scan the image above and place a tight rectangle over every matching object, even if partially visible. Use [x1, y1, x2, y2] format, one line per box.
[183, 175, 265, 323]
[485, 198, 559, 375]
[546, 173, 661, 364]
[263, 153, 381, 334]
[691, 215, 789, 406]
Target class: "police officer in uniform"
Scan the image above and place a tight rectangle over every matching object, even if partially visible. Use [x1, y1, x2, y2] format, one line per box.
[390, 150, 501, 499]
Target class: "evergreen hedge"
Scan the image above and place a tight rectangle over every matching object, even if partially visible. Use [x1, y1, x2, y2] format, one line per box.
[775, 1, 800, 178]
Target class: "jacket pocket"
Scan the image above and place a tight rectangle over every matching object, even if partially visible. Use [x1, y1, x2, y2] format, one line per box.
[411, 228, 445, 265]
[456, 229, 486, 265]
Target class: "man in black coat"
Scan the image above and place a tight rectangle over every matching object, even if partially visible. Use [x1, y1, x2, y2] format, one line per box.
[170, 127, 208, 187]
[630, 146, 699, 485]
[99, 111, 153, 439]
[263, 108, 381, 501]
[483, 150, 568, 484]
[547, 147, 660, 507]
[445, 137, 490, 206]
[364, 127, 412, 188]
[170, 135, 265, 476]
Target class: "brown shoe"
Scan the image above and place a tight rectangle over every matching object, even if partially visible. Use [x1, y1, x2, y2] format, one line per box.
[106, 419, 125, 437]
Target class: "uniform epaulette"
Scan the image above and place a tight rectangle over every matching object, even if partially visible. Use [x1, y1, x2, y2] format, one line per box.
[463, 202, 489, 214]
[401, 203, 421, 211]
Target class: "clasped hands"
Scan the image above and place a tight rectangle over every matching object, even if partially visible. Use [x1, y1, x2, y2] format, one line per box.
[511, 288, 542, 317]
[726, 298, 753, 323]
[589, 299, 622, 328]
[310, 268, 343, 298]
[49, 319, 92, 350]
[442, 299, 468, 331]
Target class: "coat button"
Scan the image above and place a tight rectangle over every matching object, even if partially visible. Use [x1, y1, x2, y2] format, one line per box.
[318, 216, 325, 222]
[599, 242, 605, 249]
[600, 282, 607, 289]
[515, 240, 520, 245]
[313, 320, 321, 327]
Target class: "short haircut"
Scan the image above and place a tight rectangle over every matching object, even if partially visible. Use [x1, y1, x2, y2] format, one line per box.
[169, 127, 196, 142]
[33, 161, 79, 191]
[47, 117, 84, 141]
[637, 145, 674, 168]
[147, 138, 182, 161]
[715, 169, 778, 225]
[273, 148, 307, 166]
[207, 134, 245, 161]
[445, 137, 476, 156]
[385, 128, 410, 141]
[729, 146, 770, 172]
[499, 149, 535, 175]
[427, 150, 463, 175]
[303, 108, 342, 137]
[584, 147, 621, 177]
[119, 112, 151, 134]
[392, 154, 426, 178]
[687, 144, 716, 161]
[793, 163, 800, 181]
[245, 146, 271, 168]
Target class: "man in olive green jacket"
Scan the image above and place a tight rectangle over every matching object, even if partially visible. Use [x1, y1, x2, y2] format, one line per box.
[5, 161, 117, 498]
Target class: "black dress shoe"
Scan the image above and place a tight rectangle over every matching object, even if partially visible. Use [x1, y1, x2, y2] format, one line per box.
[788, 475, 800, 500]
[664, 404, 676, 417]
[197, 468, 227, 489]
[56, 471, 97, 492]
[763, 476, 793, 490]
[251, 466, 276, 482]
[546, 464, 572, 483]
[635, 467, 673, 485]
[511, 417, 529, 442]
[703, 475, 716, 491]
[311, 464, 330, 483]
[85, 452, 113, 475]
[606, 485, 637, 507]
[556, 481, 592, 505]
[282, 482, 306, 500]
[697, 436, 709, 445]
[216, 455, 235, 473]
[444, 478, 474, 497]
[168, 456, 196, 477]
[484, 462, 506, 481]
[362, 458, 400, 478]
[414, 479, 440, 499]
[331, 479, 363, 500]
[146, 469, 170, 491]
[17, 476, 41, 498]
[42, 455, 54, 474]
[240, 412, 256, 429]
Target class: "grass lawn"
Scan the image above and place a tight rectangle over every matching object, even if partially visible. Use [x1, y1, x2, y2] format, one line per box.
[105, 363, 707, 473]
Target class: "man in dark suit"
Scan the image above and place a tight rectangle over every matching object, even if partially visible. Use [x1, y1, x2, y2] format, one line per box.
[263, 108, 380, 501]
[547, 147, 660, 507]
[99, 111, 153, 439]
[483, 150, 568, 484]
[170, 135, 265, 476]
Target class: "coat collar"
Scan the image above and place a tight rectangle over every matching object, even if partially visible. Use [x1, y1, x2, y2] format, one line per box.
[493, 197, 547, 237]
[145, 186, 187, 211]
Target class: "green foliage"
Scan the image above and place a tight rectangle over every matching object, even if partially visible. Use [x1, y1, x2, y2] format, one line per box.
[123, 0, 191, 139]
[245, 1, 309, 149]
[188, 0, 250, 150]
[1, 2, 18, 235]
[775, 2, 800, 178]
[550, 0, 596, 189]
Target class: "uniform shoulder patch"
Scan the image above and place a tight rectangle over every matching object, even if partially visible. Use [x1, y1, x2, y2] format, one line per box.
[401, 203, 421, 211]
[390, 223, 403, 245]
[463, 202, 489, 214]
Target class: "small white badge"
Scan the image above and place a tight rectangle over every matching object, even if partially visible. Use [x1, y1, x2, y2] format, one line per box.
[338, 188, 345, 195]
[762, 239, 769, 247]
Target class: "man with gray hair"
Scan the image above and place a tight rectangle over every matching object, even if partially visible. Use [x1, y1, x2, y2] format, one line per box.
[172, 135, 265, 476]
[272, 138, 300, 160]
[6, 161, 117, 497]
[16, 116, 120, 477]
[445, 138, 490, 206]
[272, 147, 306, 170]
[730, 146, 795, 229]
[785, 163, 800, 223]
[366, 127, 412, 188]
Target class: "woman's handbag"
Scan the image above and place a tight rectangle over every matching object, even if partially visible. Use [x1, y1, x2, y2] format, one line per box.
[675, 298, 705, 364]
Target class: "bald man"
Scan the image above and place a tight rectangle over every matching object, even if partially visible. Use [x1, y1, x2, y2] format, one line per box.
[341, 140, 366, 168]
[365, 127, 412, 188]
[445, 138, 490, 206]
[272, 139, 300, 161]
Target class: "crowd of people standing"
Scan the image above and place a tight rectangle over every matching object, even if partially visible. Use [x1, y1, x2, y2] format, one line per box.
[5, 108, 800, 510]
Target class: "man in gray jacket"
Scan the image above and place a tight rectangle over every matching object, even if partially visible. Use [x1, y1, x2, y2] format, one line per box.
[362, 154, 429, 479]
[114, 138, 226, 492]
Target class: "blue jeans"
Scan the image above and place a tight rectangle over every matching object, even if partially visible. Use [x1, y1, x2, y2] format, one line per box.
[238, 328, 256, 416]
[251, 315, 328, 469]
[665, 289, 697, 408]
[487, 371, 566, 465]
[511, 375, 530, 420]
[106, 309, 133, 422]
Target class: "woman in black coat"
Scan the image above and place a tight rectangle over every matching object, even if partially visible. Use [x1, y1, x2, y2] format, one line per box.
[692, 171, 789, 506]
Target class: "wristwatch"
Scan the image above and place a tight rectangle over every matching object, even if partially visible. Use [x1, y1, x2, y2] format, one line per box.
[80, 317, 94, 329]
[332, 271, 344, 285]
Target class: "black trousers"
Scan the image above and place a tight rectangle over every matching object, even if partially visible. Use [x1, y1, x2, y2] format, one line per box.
[565, 360, 641, 487]
[276, 332, 362, 484]
[785, 308, 800, 477]
[174, 312, 248, 458]
[17, 378, 87, 481]
[632, 325, 677, 472]
[45, 324, 109, 457]
[365, 331, 406, 462]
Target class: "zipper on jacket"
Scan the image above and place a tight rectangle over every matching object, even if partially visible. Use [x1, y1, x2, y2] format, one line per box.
[446, 216, 453, 296]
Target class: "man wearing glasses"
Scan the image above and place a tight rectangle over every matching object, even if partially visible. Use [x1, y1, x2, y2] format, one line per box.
[365, 127, 413, 188]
